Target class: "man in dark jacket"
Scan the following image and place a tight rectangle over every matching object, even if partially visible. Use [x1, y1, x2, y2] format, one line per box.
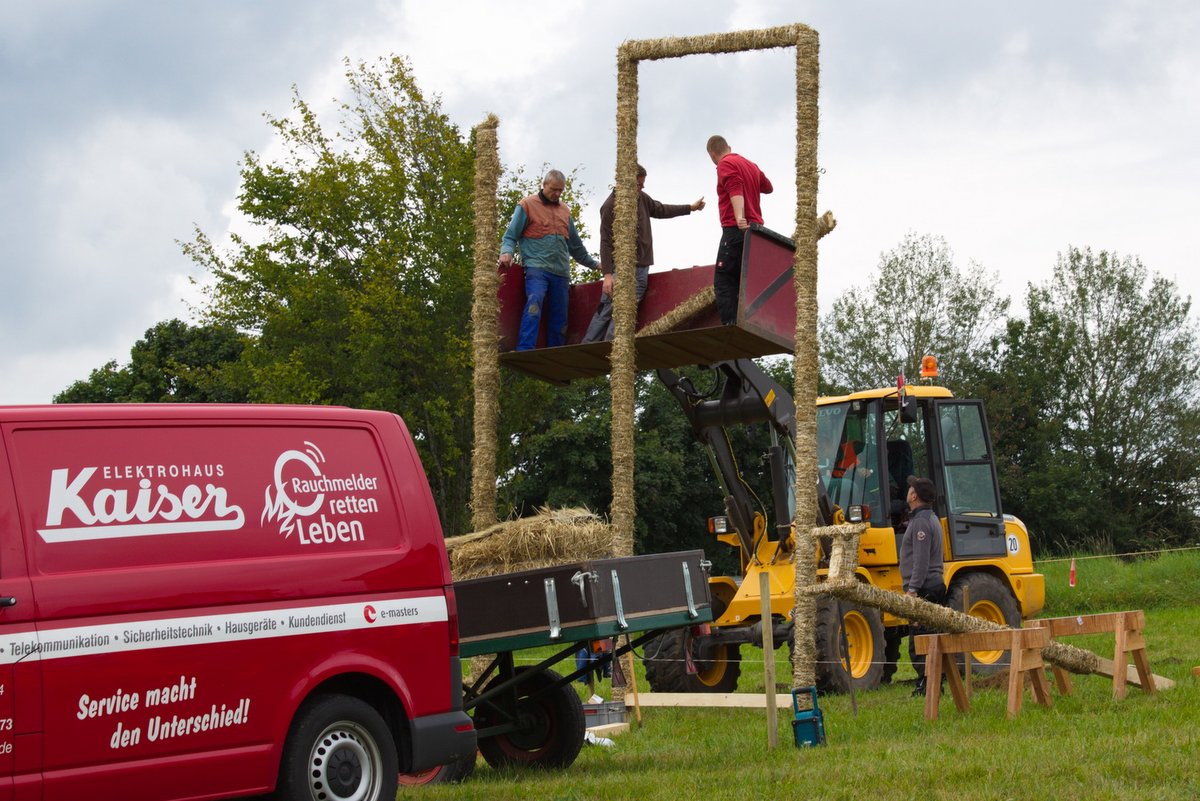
[900, 475, 946, 695]
[582, 165, 704, 343]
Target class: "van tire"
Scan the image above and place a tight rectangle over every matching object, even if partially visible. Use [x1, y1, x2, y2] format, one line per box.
[274, 694, 398, 801]
[475, 667, 584, 770]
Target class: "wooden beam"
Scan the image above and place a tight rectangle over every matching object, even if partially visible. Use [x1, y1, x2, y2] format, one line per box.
[628, 693, 795, 708]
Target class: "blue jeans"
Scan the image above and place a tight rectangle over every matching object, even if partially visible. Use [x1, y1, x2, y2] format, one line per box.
[518, 267, 569, 350]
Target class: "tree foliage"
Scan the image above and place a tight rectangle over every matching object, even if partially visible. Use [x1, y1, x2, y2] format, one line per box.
[976, 248, 1200, 552]
[55, 319, 247, 403]
[183, 56, 478, 534]
[819, 232, 1009, 393]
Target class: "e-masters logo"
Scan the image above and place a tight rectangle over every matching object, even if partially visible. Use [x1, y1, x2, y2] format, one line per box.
[260, 441, 381, 546]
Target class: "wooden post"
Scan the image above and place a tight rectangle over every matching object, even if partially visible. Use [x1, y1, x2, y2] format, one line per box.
[760, 571, 778, 749]
[626, 634, 642, 725]
[960, 585, 972, 698]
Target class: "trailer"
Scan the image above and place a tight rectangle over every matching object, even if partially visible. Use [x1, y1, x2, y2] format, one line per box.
[401, 549, 713, 784]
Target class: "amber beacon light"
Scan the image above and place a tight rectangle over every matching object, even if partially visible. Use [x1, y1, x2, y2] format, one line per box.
[920, 354, 939, 379]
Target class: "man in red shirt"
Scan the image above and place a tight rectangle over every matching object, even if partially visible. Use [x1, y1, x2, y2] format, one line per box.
[706, 135, 773, 325]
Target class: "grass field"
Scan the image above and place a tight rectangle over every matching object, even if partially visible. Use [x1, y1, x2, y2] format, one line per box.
[412, 550, 1199, 800]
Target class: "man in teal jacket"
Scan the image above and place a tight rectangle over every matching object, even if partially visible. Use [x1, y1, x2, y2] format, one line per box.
[499, 170, 599, 350]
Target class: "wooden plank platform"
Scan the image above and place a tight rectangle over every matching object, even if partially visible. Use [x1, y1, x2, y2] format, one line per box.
[499, 324, 792, 385]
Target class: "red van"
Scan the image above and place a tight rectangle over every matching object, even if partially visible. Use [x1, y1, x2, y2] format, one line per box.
[0, 404, 475, 800]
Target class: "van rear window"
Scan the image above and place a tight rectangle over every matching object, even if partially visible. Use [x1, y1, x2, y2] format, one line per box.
[9, 423, 405, 573]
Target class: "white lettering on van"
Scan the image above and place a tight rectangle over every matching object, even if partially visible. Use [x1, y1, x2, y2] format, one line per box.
[39, 468, 245, 543]
[261, 441, 381, 547]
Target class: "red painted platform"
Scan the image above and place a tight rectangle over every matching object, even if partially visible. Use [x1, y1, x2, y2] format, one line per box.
[497, 226, 798, 384]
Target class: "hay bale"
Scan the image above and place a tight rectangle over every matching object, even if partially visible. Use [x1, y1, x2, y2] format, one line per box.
[447, 506, 614, 581]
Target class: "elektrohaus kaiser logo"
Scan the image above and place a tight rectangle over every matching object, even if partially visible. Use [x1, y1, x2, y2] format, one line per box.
[38, 463, 244, 543]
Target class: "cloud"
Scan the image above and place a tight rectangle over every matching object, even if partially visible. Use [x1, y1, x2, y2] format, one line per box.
[1, 0, 1197, 403]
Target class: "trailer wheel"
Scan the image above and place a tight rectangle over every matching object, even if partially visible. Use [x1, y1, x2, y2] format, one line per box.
[947, 572, 1021, 674]
[644, 626, 742, 693]
[815, 598, 885, 693]
[474, 667, 583, 770]
[274, 694, 398, 801]
[396, 750, 476, 787]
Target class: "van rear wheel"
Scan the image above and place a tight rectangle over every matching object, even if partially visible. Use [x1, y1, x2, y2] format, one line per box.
[274, 694, 398, 801]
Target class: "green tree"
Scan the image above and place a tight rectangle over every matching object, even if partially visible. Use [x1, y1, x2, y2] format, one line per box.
[183, 56, 478, 534]
[55, 319, 247, 403]
[819, 232, 1009, 393]
[994, 247, 1200, 551]
[498, 361, 794, 575]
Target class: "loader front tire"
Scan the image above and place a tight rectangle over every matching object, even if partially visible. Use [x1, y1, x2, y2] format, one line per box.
[946, 572, 1021, 675]
[814, 597, 885, 693]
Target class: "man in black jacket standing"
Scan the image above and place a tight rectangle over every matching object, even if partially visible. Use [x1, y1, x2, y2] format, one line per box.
[900, 475, 946, 696]
[581, 165, 704, 343]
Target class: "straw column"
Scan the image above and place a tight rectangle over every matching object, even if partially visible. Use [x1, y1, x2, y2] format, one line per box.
[790, 28, 821, 692]
[469, 114, 502, 532]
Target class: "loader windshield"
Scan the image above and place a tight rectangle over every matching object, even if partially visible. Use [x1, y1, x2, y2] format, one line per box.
[817, 401, 881, 520]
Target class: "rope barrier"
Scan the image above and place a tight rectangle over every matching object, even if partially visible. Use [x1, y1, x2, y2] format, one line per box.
[1035, 544, 1200, 564]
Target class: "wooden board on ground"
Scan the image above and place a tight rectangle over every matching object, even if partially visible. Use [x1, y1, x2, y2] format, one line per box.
[628, 692, 794, 709]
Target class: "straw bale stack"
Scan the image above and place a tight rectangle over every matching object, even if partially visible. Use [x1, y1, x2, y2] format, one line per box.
[446, 506, 613, 581]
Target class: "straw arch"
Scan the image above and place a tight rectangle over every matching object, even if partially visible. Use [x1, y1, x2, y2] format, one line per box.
[611, 24, 822, 690]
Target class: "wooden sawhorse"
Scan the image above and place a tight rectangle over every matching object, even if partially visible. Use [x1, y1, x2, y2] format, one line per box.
[1029, 610, 1157, 699]
[914, 627, 1053, 720]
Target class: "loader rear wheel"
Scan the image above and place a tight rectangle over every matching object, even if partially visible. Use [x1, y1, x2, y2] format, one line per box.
[946, 572, 1021, 675]
[644, 626, 741, 693]
[814, 598, 884, 693]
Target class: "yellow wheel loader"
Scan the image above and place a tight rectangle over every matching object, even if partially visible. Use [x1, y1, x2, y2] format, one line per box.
[644, 358, 1044, 693]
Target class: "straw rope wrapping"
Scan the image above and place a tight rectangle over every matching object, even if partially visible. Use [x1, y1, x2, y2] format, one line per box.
[610, 51, 640, 561]
[446, 506, 613, 581]
[469, 114, 502, 531]
[809, 580, 1100, 676]
[615, 23, 822, 701]
[635, 286, 716, 338]
[790, 28, 822, 693]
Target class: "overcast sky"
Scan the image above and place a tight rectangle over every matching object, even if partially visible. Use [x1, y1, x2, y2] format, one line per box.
[2, 0, 1197, 404]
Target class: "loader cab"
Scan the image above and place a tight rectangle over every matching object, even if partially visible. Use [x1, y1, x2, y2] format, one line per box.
[816, 386, 1008, 561]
